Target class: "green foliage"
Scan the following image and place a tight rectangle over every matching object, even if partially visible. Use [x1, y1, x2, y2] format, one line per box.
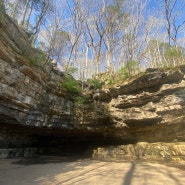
[35, 49, 47, 63]
[165, 47, 184, 58]
[119, 60, 139, 78]
[74, 95, 91, 107]
[26, 48, 46, 68]
[62, 75, 81, 94]
[57, 30, 70, 41]
[30, 58, 38, 66]
[107, 76, 115, 85]
[88, 78, 103, 90]
[163, 46, 185, 67]
[148, 40, 185, 67]
[66, 65, 78, 75]
[0, 0, 5, 13]
[118, 66, 129, 79]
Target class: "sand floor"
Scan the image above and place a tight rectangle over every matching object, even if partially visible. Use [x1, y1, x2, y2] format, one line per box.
[0, 156, 185, 185]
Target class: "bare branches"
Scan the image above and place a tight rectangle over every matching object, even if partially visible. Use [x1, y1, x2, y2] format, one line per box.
[4, 0, 185, 78]
[164, 0, 185, 45]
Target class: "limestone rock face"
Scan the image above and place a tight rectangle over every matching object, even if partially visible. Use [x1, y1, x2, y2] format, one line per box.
[0, 11, 109, 158]
[83, 67, 184, 143]
[89, 67, 185, 162]
[1, 11, 185, 160]
[95, 69, 184, 102]
[0, 11, 74, 129]
[0, 147, 38, 159]
[0, 51, 73, 128]
[0, 12, 110, 132]
[93, 142, 185, 162]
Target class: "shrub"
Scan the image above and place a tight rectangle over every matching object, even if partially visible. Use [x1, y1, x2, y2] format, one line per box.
[74, 95, 91, 107]
[62, 75, 81, 94]
[118, 67, 129, 79]
[88, 78, 103, 90]
[118, 60, 139, 78]
[107, 76, 115, 85]
[66, 65, 78, 75]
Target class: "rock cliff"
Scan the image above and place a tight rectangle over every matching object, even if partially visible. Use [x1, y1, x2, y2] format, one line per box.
[107, 68, 185, 142]
[0, 12, 72, 127]
[1, 11, 185, 161]
[93, 142, 185, 162]
[90, 68, 185, 161]
[0, 12, 108, 158]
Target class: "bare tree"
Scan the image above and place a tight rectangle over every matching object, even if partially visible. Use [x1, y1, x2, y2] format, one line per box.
[85, 7, 106, 74]
[103, 0, 128, 72]
[4, 0, 185, 79]
[39, 1, 68, 66]
[31, 0, 51, 35]
[66, 0, 87, 71]
[20, 0, 29, 26]
[4, 0, 25, 20]
[118, 0, 150, 74]
[164, 0, 185, 46]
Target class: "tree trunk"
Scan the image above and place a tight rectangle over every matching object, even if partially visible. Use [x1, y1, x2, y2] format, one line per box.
[107, 41, 113, 71]
[11, 1, 20, 18]
[32, 1, 50, 35]
[26, 0, 34, 29]
[85, 45, 89, 79]
[21, 0, 29, 26]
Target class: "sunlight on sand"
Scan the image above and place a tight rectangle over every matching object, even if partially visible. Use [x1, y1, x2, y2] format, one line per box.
[0, 158, 184, 185]
[33, 160, 185, 185]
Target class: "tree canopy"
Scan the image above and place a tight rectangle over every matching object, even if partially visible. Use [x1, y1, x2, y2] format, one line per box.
[4, 0, 185, 79]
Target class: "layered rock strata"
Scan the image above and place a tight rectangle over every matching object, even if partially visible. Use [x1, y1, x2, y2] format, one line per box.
[83, 67, 185, 144]
[0, 11, 108, 130]
[0, 12, 108, 158]
[93, 142, 185, 162]
[90, 67, 185, 161]
[1, 10, 185, 161]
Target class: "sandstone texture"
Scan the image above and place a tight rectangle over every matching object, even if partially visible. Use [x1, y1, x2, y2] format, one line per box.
[0, 12, 110, 158]
[93, 142, 185, 162]
[90, 67, 185, 161]
[1, 11, 185, 161]
[0, 12, 73, 129]
[107, 70, 185, 142]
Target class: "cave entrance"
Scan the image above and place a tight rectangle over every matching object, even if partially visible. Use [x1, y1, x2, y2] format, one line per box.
[0, 115, 121, 159]
[0, 106, 124, 158]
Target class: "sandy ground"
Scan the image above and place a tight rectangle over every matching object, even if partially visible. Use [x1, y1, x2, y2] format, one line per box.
[0, 156, 185, 185]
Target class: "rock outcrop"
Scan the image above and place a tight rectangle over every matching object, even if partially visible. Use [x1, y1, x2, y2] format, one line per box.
[89, 67, 185, 161]
[0, 12, 108, 158]
[1, 10, 185, 161]
[93, 142, 185, 162]
[106, 69, 185, 142]
[0, 11, 108, 131]
[0, 19, 73, 129]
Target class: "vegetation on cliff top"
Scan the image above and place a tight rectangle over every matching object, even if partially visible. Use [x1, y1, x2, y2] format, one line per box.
[1, 1, 185, 95]
[3, 0, 185, 81]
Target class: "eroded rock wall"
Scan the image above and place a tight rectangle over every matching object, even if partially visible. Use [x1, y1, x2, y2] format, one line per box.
[1, 10, 185, 161]
[0, 12, 74, 129]
[0, 12, 105, 158]
[90, 68, 185, 161]
[92, 68, 185, 143]
[93, 142, 185, 162]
